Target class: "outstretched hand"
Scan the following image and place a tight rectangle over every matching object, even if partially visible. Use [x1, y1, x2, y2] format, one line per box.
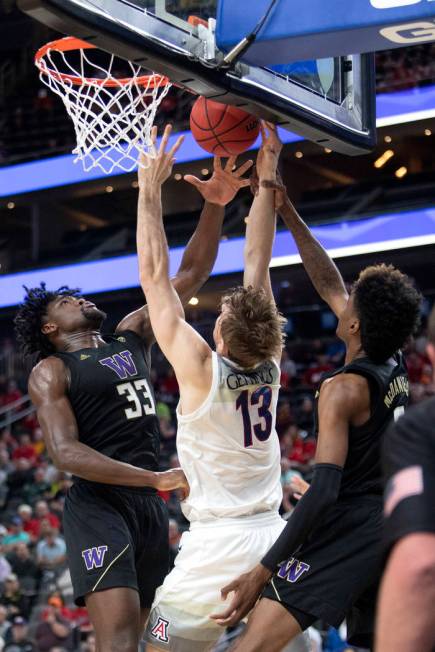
[210, 564, 272, 628]
[138, 124, 184, 190]
[184, 156, 253, 207]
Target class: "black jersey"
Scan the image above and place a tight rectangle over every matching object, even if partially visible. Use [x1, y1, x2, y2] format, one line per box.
[54, 330, 160, 473]
[314, 352, 409, 498]
[383, 396, 435, 555]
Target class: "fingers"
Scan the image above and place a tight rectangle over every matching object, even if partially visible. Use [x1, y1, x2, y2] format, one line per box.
[234, 159, 254, 178]
[210, 604, 238, 624]
[158, 123, 172, 155]
[259, 121, 267, 144]
[213, 156, 222, 171]
[238, 178, 251, 188]
[220, 580, 239, 600]
[293, 493, 303, 501]
[224, 156, 237, 172]
[183, 174, 204, 189]
[168, 133, 185, 159]
[150, 125, 158, 145]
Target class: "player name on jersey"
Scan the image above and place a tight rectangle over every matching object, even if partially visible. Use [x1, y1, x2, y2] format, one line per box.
[384, 374, 409, 408]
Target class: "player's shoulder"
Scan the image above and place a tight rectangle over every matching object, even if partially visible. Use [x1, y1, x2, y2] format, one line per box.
[29, 356, 68, 398]
[30, 355, 66, 380]
[321, 371, 368, 399]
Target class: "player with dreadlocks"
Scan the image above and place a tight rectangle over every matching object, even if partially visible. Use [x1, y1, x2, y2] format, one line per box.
[14, 147, 253, 652]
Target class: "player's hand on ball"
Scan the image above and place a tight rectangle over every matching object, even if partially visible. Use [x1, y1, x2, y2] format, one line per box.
[184, 156, 253, 207]
[155, 468, 190, 499]
[138, 124, 184, 189]
[210, 564, 272, 627]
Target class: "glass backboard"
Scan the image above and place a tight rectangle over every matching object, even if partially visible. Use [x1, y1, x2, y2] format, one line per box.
[18, 0, 376, 155]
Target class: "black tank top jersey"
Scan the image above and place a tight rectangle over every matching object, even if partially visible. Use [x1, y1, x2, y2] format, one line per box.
[314, 352, 409, 498]
[54, 330, 160, 472]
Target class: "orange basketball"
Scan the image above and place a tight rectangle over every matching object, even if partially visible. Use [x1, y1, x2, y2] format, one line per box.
[190, 97, 260, 156]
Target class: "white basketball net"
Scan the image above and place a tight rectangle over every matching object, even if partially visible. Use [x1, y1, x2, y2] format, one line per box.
[36, 40, 172, 174]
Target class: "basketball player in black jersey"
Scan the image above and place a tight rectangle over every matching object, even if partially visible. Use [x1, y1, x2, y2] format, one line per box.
[376, 303, 435, 652]
[212, 170, 422, 651]
[13, 147, 253, 652]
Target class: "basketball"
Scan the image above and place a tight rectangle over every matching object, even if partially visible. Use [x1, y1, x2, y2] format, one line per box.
[190, 97, 260, 156]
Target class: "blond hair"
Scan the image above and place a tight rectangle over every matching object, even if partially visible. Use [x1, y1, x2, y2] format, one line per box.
[220, 286, 286, 368]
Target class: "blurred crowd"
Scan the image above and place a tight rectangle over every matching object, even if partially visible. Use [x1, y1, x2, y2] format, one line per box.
[0, 317, 433, 651]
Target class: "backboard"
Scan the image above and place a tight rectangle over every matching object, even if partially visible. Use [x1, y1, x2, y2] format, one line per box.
[19, 0, 376, 155]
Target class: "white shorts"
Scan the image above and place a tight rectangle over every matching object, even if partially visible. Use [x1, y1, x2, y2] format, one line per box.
[146, 511, 289, 651]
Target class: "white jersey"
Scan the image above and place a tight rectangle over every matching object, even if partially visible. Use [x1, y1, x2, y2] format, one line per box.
[176, 352, 282, 522]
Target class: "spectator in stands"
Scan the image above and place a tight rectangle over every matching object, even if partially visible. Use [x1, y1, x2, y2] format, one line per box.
[23, 469, 51, 506]
[159, 367, 179, 397]
[8, 543, 40, 593]
[6, 460, 33, 506]
[3, 616, 34, 652]
[11, 436, 35, 466]
[31, 502, 60, 539]
[302, 352, 334, 387]
[16, 508, 37, 544]
[275, 401, 293, 437]
[294, 395, 315, 431]
[0, 451, 13, 484]
[36, 529, 66, 574]
[0, 575, 30, 620]
[280, 349, 297, 388]
[0, 606, 11, 642]
[2, 519, 30, 553]
[0, 545, 12, 584]
[35, 605, 75, 652]
[81, 632, 96, 652]
[1, 381, 22, 409]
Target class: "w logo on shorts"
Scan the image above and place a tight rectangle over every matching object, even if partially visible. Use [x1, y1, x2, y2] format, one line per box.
[151, 617, 169, 643]
[82, 546, 108, 571]
[277, 557, 310, 583]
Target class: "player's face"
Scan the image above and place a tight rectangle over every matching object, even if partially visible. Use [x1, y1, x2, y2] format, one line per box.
[43, 295, 106, 337]
[336, 293, 360, 342]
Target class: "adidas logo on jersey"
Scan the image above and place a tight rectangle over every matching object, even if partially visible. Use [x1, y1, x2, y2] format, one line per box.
[80, 354, 90, 361]
[117, 336, 126, 343]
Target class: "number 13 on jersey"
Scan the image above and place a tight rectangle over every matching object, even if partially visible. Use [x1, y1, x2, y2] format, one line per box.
[236, 386, 273, 447]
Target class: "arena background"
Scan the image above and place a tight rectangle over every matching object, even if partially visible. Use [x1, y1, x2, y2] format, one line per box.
[0, 1, 434, 650]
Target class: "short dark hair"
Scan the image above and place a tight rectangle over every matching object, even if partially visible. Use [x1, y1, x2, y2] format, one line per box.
[14, 283, 81, 360]
[220, 286, 286, 368]
[353, 264, 421, 363]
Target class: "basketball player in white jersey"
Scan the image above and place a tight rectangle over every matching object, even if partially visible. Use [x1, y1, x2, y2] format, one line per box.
[136, 124, 309, 652]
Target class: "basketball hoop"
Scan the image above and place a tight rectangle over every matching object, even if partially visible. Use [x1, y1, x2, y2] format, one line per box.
[35, 37, 172, 174]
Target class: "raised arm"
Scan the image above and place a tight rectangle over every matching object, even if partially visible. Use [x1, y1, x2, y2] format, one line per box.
[117, 154, 252, 343]
[267, 180, 348, 318]
[136, 125, 212, 399]
[243, 124, 281, 301]
[29, 356, 188, 493]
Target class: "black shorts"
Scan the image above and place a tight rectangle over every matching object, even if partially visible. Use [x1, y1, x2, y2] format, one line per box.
[262, 496, 383, 648]
[63, 481, 169, 607]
